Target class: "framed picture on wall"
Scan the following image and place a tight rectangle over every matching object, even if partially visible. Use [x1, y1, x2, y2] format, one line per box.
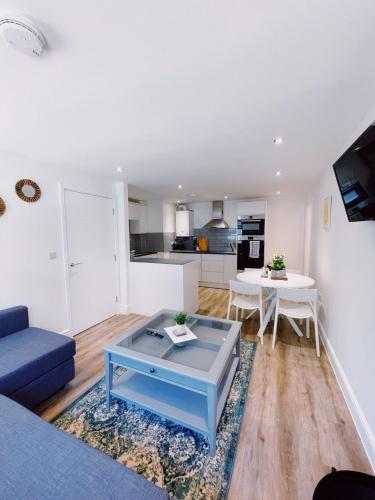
[323, 196, 332, 231]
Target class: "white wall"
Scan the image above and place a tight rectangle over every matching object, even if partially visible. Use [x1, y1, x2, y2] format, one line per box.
[265, 196, 308, 271]
[0, 152, 128, 333]
[310, 108, 375, 469]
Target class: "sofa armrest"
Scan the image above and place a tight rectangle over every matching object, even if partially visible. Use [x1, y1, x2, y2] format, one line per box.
[0, 306, 29, 339]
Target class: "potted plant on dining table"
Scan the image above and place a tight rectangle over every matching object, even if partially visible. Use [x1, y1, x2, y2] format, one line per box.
[268, 253, 287, 279]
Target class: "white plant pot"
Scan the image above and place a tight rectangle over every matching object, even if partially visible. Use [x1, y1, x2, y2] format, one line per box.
[175, 324, 186, 335]
[271, 269, 286, 278]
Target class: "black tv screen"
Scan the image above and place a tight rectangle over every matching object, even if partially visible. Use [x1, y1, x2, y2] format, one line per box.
[333, 122, 375, 222]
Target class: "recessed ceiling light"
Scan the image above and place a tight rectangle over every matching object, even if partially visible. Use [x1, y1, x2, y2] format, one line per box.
[275, 171, 281, 176]
[273, 137, 285, 145]
[178, 185, 182, 189]
[276, 191, 281, 195]
[116, 166, 123, 173]
[224, 195, 228, 199]
[177, 200, 180, 203]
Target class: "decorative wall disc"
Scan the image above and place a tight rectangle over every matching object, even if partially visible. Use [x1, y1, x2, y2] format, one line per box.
[0, 197, 6, 216]
[15, 179, 41, 203]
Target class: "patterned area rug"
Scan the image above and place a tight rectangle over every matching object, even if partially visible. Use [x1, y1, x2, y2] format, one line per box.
[53, 340, 257, 500]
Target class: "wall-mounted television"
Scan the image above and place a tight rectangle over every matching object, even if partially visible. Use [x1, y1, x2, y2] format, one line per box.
[333, 122, 375, 222]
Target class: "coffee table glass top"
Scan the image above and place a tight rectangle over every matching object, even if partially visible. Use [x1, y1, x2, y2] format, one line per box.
[116, 312, 232, 372]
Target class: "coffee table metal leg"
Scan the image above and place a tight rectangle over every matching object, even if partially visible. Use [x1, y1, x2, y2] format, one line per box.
[207, 384, 217, 456]
[236, 336, 241, 371]
[105, 353, 113, 408]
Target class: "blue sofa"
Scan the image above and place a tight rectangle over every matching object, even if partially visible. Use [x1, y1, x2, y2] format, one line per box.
[0, 306, 76, 409]
[0, 394, 167, 499]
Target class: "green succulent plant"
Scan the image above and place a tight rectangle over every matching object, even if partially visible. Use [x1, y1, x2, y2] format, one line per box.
[173, 311, 188, 325]
[269, 253, 286, 271]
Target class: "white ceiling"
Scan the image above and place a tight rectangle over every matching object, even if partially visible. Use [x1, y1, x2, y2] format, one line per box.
[1, 0, 375, 201]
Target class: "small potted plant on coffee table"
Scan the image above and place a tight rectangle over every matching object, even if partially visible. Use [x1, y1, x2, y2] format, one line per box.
[268, 253, 286, 279]
[173, 311, 188, 336]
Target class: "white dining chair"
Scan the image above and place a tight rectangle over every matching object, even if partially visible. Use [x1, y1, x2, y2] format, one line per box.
[272, 288, 320, 357]
[226, 280, 265, 341]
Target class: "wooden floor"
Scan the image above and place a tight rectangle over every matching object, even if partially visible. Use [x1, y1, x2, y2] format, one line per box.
[36, 287, 371, 500]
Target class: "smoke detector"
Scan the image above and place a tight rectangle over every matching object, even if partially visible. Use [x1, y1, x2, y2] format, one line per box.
[0, 15, 46, 57]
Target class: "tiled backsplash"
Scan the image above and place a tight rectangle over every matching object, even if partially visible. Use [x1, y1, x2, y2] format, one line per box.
[194, 228, 236, 252]
[130, 228, 236, 254]
[130, 232, 174, 254]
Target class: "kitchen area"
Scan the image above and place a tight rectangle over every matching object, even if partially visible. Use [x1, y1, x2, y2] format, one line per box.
[128, 197, 267, 315]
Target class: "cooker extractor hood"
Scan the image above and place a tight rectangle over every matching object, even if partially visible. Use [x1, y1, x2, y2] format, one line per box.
[202, 201, 229, 229]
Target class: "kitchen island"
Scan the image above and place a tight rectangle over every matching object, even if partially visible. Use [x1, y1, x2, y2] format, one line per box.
[129, 256, 199, 316]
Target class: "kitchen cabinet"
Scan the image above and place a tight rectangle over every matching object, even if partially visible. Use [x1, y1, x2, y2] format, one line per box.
[168, 251, 237, 288]
[176, 210, 194, 236]
[223, 254, 237, 284]
[172, 252, 202, 280]
[223, 201, 237, 228]
[201, 254, 224, 283]
[128, 202, 148, 233]
[237, 200, 266, 217]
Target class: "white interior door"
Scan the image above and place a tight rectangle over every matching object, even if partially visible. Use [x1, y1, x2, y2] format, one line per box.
[65, 189, 117, 335]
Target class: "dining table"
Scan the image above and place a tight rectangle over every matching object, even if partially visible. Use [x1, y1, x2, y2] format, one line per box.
[236, 270, 315, 342]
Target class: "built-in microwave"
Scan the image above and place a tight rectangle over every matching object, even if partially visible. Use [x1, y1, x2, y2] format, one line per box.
[237, 215, 265, 236]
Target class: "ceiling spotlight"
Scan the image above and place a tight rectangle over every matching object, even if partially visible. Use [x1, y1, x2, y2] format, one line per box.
[116, 166, 123, 173]
[276, 191, 281, 195]
[177, 200, 180, 203]
[275, 171, 281, 176]
[178, 185, 182, 189]
[273, 137, 285, 145]
[224, 195, 228, 199]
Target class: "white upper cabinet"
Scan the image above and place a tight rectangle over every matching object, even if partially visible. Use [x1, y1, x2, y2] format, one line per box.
[237, 200, 266, 217]
[176, 210, 194, 236]
[223, 201, 237, 228]
[128, 202, 148, 233]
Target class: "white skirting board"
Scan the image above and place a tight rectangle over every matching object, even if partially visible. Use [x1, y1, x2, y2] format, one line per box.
[318, 320, 375, 471]
[119, 303, 131, 315]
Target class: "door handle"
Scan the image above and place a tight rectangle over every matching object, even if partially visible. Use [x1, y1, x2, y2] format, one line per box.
[70, 262, 83, 268]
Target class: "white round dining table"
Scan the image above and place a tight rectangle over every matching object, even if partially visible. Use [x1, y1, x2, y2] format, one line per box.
[236, 270, 315, 342]
[236, 270, 315, 289]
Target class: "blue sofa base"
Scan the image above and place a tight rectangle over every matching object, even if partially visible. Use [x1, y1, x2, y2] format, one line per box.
[0, 394, 167, 500]
[9, 358, 75, 409]
[0, 306, 76, 409]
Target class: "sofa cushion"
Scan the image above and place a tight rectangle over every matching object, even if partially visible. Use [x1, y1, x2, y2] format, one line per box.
[0, 306, 29, 339]
[0, 394, 167, 500]
[0, 328, 76, 395]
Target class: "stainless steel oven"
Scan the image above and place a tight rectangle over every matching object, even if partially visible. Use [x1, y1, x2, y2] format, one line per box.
[237, 215, 265, 236]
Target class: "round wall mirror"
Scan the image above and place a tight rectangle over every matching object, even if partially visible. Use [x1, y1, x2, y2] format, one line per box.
[0, 197, 6, 216]
[15, 179, 41, 203]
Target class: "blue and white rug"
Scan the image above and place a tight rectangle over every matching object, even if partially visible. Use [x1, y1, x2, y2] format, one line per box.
[53, 340, 257, 499]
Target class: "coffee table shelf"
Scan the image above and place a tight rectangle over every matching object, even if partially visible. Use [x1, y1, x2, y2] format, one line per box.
[104, 310, 241, 455]
[112, 371, 210, 434]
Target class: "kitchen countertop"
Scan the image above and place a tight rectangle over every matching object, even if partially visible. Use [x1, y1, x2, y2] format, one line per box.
[133, 257, 194, 265]
[170, 250, 236, 255]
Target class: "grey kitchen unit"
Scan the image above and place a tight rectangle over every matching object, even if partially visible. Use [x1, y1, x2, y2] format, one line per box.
[103, 310, 241, 455]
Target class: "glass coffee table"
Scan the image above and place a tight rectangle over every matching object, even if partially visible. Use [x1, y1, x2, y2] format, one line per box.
[103, 310, 241, 455]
